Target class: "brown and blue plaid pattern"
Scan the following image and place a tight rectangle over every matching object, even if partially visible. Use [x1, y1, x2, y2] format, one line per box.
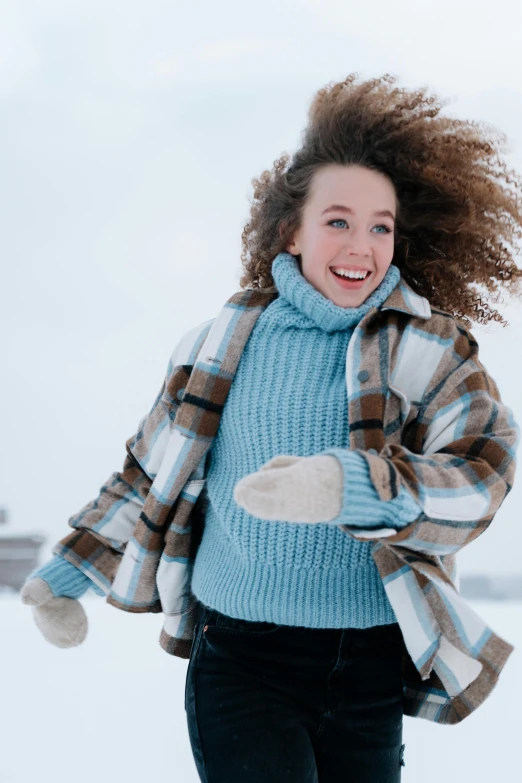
[52, 276, 519, 724]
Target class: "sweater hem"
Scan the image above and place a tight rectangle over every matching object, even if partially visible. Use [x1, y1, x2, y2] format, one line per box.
[190, 518, 399, 629]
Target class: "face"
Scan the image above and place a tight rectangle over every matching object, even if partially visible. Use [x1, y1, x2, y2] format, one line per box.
[285, 164, 397, 307]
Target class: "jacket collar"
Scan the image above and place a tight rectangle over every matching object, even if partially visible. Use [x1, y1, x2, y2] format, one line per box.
[379, 276, 431, 320]
[175, 276, 431, 446]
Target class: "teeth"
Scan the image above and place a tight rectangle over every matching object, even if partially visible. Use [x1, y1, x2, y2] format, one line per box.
[332, 268, 369, 280]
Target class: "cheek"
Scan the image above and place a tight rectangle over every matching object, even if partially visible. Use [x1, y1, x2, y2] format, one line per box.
[381, 236, 396, 261]
[374, 243, 395, 270]
[314, 231, 337, 250]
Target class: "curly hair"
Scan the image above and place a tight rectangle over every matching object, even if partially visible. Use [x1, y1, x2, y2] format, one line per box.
[239, 73, 522, 327]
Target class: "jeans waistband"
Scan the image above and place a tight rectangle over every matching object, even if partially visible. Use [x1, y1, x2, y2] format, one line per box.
[195, 601, 403, 645]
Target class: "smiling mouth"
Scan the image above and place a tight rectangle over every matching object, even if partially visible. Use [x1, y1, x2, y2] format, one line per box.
[330, 269, 371, 280]
[329, 268, 372, 287]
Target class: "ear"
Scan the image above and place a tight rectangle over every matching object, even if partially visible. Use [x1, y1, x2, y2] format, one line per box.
[281, 223, 299, 255]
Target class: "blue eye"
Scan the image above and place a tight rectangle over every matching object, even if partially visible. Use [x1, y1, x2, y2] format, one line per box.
[327, 219, 392, 234]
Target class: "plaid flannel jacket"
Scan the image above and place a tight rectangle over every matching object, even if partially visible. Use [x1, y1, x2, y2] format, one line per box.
[52, 273, 520, 725]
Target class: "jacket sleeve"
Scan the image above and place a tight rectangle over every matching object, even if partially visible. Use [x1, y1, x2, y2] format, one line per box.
[333, 328, 520, 556]
[51, 319, 214, 593]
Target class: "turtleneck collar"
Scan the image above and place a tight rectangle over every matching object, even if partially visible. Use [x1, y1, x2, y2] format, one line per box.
[270, 252, 401, 332]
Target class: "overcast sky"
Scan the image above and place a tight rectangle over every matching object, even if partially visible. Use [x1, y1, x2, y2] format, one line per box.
[2, 0, 522, 576]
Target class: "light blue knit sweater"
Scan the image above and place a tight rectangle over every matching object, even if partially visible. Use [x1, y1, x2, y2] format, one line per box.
[190, 253, 423, 628]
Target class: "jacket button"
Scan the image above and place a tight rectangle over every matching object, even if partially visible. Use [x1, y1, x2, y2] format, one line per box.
[358, 370, 369, 382]
[177, 387, 186, 401]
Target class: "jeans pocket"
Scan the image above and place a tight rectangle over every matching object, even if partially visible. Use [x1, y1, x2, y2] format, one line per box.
[184, 610, 211, 712]
[184, 625, 198, 712]
[351, 622, 404, 656]
[204, 608, 282, 636]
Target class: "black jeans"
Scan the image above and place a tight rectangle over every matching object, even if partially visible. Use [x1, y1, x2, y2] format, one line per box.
[185, 602, 406, 782]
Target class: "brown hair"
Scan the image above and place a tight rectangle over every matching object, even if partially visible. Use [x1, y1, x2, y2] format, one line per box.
[239, 73, 522, 327]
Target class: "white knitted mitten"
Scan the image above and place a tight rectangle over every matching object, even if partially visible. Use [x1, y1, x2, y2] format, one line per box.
[20, 555, 103, 648]
[233, 453, 344, 523]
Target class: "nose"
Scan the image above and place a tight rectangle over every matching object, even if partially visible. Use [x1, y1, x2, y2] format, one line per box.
[343, 227, 372, 257]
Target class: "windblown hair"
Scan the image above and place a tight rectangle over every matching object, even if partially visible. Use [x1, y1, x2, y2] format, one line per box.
[239, 73, 522, 327]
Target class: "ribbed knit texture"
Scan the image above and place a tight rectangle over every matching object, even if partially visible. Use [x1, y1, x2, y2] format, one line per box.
[191, 252, 423, 628]
[26, 554, 106, 598]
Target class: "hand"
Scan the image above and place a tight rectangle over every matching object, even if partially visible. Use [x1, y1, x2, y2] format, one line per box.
[233, 454, 343, 523]
[20, 555, 101, 648]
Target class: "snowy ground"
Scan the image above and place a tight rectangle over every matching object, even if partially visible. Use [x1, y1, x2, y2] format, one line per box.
[2, 594, 520, 783]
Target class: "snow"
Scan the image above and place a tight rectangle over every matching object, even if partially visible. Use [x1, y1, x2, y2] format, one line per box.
[2, 594, 520, 782]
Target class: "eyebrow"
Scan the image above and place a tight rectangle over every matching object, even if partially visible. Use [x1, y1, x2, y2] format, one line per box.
[321, 205, 395, 222]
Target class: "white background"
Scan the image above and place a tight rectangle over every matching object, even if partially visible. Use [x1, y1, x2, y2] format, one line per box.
[2, 2, 522, 780]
